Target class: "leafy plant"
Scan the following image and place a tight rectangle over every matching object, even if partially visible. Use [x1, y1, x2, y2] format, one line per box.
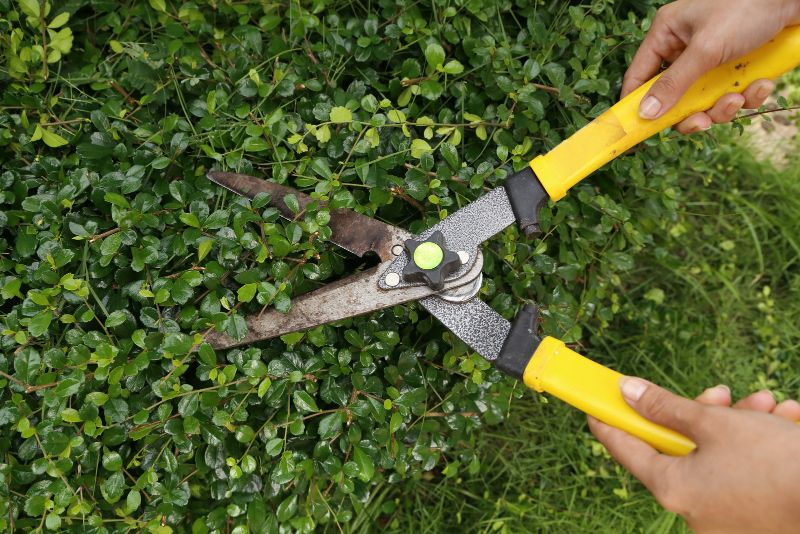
[0, 0, 731, 532]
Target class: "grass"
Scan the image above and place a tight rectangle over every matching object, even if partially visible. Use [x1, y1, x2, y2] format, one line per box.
[341, 131, 800, 533]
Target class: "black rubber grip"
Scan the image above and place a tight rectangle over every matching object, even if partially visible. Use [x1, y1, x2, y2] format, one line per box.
[504, 167, 549, 237]
[495, 304, 541, 379]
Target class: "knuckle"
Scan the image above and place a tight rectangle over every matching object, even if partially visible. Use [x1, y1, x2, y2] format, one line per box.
[653, 74, 680, 95]
[673, 402, 704, 429]
[692, 38, 724, 65]
[641, 391, 672, 421]
[653, 5, 673, 23]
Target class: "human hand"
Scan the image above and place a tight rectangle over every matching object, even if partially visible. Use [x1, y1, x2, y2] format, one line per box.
[623, 0, 800, 133]
[588, 379, 800, 534]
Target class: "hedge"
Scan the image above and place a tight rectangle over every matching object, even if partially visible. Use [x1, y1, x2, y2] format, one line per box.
[0, 0, 715, 531]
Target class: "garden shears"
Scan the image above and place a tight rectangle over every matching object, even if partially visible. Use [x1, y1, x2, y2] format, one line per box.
[205, 27, 800, 456]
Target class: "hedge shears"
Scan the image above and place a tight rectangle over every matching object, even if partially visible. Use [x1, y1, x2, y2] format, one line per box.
[205, 28, 800, 456]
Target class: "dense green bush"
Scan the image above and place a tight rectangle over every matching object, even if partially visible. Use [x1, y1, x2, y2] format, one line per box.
[0, 0, 721, 531]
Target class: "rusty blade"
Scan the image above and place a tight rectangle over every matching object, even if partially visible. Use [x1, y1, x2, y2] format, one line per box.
[207, 171, 407, 262]
[204, 252, 485, 350]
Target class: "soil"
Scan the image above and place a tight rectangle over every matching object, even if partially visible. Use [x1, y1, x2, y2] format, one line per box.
[741, 93, 799, 169]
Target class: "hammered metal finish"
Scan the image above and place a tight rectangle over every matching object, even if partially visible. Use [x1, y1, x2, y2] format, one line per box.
[420, 296, 511, 361]
[207, 172, 409, 262]
[378, 186, 516, 289]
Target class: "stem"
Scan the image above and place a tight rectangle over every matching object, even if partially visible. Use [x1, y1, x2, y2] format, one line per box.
[88, 227, 120, 243]
[39, 0, 47, 80]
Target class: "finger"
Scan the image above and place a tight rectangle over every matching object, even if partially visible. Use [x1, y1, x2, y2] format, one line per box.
[741, 79, 775, 109]
[733, 390, 777, 413]
[639, 39, 723, 119]
[772, 400, 800, 422]
[706, 93, 745, 124]
[623, 39, 670, 98]
[619, 376, 710, 441]
[694, 384, 731, 406]
[674, 112, 713, 135]
[622, 15, 684, 97]
[587, 415, 673, 492]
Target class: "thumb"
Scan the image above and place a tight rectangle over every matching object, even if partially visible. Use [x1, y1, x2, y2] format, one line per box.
[620, 376, 709, 441]
[638, 40, 721, 120]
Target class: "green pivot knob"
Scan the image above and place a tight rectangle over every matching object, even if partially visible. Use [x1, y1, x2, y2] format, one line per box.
[402, 230, 462, 290]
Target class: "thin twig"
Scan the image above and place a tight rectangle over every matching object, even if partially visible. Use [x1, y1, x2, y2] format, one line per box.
[110, 82, 137, 106]
[88, 227, 120, 243]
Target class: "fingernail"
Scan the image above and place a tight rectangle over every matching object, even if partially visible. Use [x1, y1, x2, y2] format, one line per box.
[715, 384, 731, 394]
[725, 102, 740, 116]
[620, 377, 648, 402]
[639, 95, 662, 119]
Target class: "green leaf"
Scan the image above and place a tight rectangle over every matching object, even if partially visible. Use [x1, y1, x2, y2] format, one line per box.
[292, 390, 319, 413]
[265, 437, 283, 457]
[523, 59, 541, 80]
[224, 314, 248, 340]
[441, 59, 464, 74]
[178, 393, 199, 417]
[410, 139, 432, 159]
[257, 377, 272, 398]
[329, 106, 352, 124]
[440, 143, 459, 171]
[317, 411, 343, 439]
[424, 43, 445, 68]
[179, 212, 201, 228]
[390, 411, 402, 433]
[100, 232, 122, 256]
[283, 194, 300, 214]
[105, 310, 127, 328]
[101, 472, 125, 504]
[61, 408, 81, 422]
[45, 514, 61, 530]
[102, 451, 123, 472]
[2, 277, 22, 300]
[18, 0, 40, 19]
[104, 192, 130, 208]
[197, 238, 213, 261]
[24, 495, 46, 516]
[268, 234, 291, 257]
[237, 283, 258, 303]
[39, 127, 69, 148]
[352, 446, 375, 483]
[48, 27, 73, 55]
[243, 137, 270, 152]
[149, 0, 167, 12]
[48, 12, 70, 29]
[197, 344, 217, 366]
[644, 288, 665, 305]
[164, 332, 193, 354]
[126, 490, 142, 513]
[28, 309, 52, 337]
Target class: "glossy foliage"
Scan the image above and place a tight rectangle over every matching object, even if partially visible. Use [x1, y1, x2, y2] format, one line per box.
[0, 0, 712, 532]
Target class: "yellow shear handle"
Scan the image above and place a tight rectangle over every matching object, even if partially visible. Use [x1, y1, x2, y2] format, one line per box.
[530, 25, 800, 201]
[523, 337, 696, 456]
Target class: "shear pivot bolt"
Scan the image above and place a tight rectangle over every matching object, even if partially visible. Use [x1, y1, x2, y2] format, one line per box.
[401, 230, 462, 291]
[413, 242, 444, 270]
[385, 272, 400, 287]
[392, 245, 404, 256]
